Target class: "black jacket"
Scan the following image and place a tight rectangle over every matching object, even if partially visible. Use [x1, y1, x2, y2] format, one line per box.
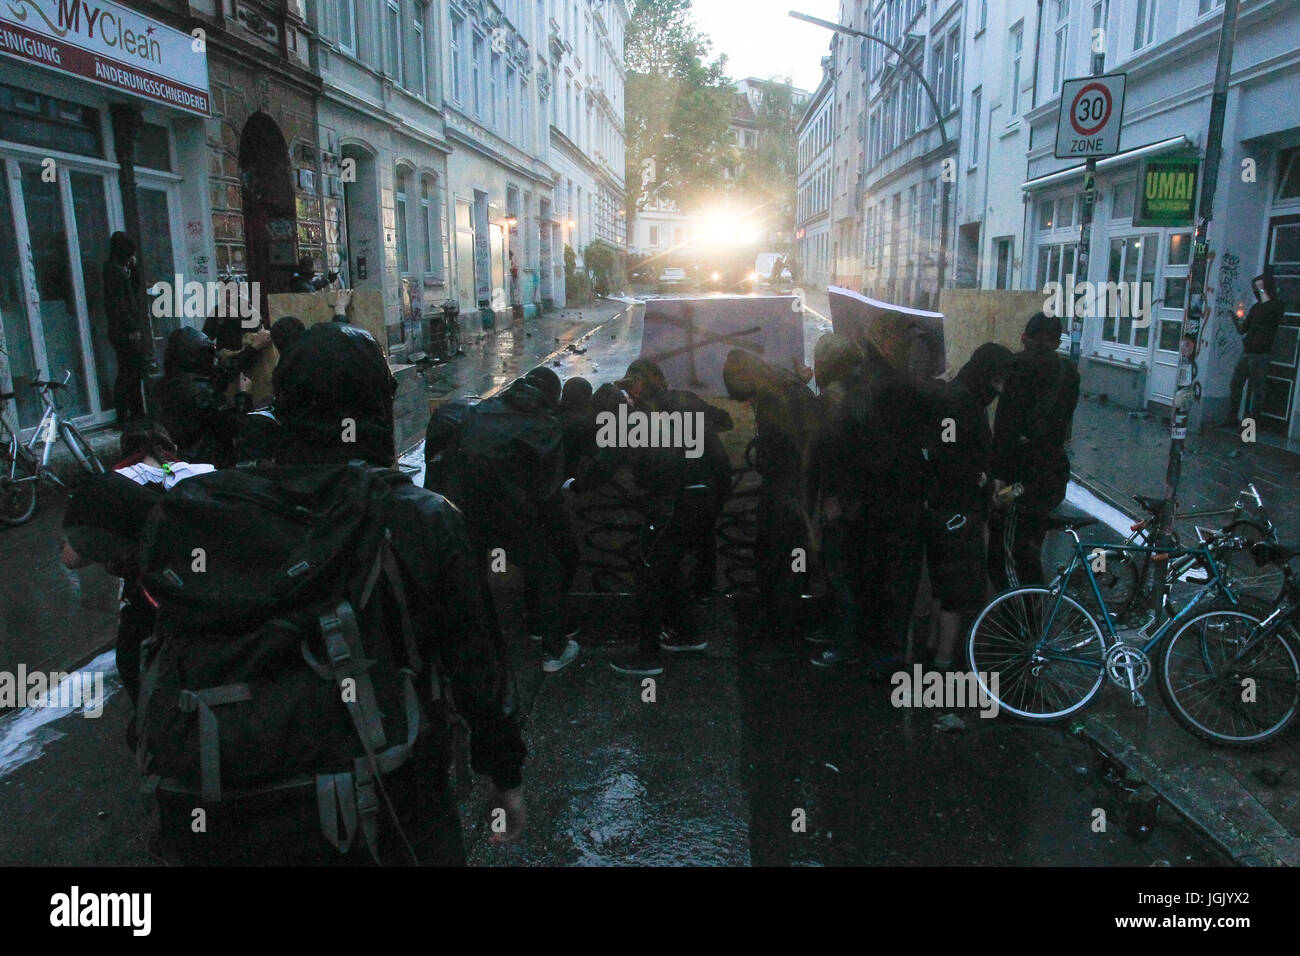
[157, 329, 252, 468]
[1242, 297, 1284, 355]
[992, 351, 1080, 508]
[103, 260, 149, 352]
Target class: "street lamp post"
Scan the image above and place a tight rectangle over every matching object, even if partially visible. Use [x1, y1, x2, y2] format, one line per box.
[789, 10, 952, 308]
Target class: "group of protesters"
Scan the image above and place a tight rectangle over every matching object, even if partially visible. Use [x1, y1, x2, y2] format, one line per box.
[59, 238, 1082, 866]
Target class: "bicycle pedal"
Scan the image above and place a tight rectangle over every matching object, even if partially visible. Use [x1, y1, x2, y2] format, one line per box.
[1131, 691, 1147, 708]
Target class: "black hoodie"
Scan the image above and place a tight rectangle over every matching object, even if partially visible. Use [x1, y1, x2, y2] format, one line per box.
[156, 327, 252, 467]
[1242, 273, 1285, 355]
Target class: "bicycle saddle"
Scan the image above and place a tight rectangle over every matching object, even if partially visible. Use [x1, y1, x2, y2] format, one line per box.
[1132, 494, 1167, 513]
[1046, 502, 1099, 531]
[1253, 542, 1300, 566]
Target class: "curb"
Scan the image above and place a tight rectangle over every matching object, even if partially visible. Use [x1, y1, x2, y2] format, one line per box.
[1074, 715, 1288, 866]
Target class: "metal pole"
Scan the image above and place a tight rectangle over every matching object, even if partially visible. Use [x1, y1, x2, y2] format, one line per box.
[789, 11, 951, 307]
[1071, 40, 1107, 363]
[1158, 0, 1239, 544]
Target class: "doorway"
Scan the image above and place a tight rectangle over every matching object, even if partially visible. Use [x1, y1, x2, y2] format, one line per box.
[1262, 214, 1300, 435]
[239, 113, 297, 317]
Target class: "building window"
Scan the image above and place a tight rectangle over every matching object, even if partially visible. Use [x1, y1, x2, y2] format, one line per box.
[386, 1, 403, 85]
[1053, 4, 1070, 94]
[450, 13, 464, 103]
[931, 41, 944, 121]
[421, 174, 443, 279]
[978, 0, 988, 33]
[1160, 231, 1192, 348]
[337, 0, 357, 55]
[506, 65, 517, 142]
[649, 226, 659, 247]
[969, 87, 982, 167]
[396, 167, 411, 275]
[472, 32, 485, 116]
[945, 27, 961, 110]
[1101, 234, 1158, 348]
[995, 238, 1013, 289]
[1010, 22, 1024, 117]
[1198, 0, 1224, 14]
[1275, 146, 1300, 201]
[490, 51, 502, 128]
[1133, 0, 1157, 50]
[1036, 240, 1078, 293]
[414, 2, 429, 99]
[1111, 180, 1135, 220]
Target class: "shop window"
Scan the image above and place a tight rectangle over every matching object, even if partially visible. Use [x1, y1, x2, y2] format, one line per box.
[1037, 240, 1077, 293]
[0, 85, 101, 158]
[1159, 231, 1193, 350]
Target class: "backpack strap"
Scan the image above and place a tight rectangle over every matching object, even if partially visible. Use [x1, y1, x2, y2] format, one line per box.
[177, 683, 253, 803]
[320, 601, 387, 752]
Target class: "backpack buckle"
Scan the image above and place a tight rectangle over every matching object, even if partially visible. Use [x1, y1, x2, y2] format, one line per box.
[946, 513, 967, 532]
[177, 689, 199, 713]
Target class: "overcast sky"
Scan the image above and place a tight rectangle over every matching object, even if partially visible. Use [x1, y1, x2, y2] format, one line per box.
[689, 0, 841, 93]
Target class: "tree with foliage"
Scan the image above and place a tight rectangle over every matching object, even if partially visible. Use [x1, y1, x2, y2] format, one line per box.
[624, 0, 736, 246]
[737, 79, 802, 251]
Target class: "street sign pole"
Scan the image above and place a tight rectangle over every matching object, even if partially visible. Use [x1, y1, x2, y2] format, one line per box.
[1071, 45, 1107, 364]
[1158, 0, 1240, 541]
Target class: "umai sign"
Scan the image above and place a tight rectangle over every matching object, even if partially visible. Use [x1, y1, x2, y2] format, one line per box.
[1134, 157, 1199, 227]
[0, 0, 210, 116]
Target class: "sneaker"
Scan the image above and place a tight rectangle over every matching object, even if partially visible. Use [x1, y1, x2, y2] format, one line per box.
[541, 640, 580, 674]
[660, 629, 708, 653]
[810, 647, 860, 668]
[609, 654, 664, 677]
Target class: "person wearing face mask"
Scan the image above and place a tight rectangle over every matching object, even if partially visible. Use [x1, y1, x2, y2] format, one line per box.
[155, 326, 253, 468]
[103, 232, 153, 428]
[1225, 271, 1285, 427]
[920, 343, 1013, 671]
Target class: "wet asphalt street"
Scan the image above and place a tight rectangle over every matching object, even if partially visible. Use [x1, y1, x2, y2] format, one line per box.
[0, 292, 1228, 866]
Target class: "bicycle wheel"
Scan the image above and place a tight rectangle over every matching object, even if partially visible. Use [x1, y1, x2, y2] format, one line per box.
[968, 587, 1108, 721]
[1219, 520, 1284, 602]
[0, 441, 38, 526]
[59, 421, 105, 475]
[1159, 604, 1300, 748]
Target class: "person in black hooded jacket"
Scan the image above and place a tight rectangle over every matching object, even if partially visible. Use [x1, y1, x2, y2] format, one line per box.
[424, 367, 579, 674]
[150, 322, 527, 866]
[156, 327, 253, 468]
[723, 348, 820, 647]
[921, 343, 1012, 670]
[102, 232, 152, 427]
[1226, 271, 1285, 426]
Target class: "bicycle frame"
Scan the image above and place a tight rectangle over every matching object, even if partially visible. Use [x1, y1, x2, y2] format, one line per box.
[1041, 530, 1246, 666]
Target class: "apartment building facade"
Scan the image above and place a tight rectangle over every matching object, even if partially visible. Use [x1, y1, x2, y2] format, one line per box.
[1020, 0, 1300, 438]
[796, 62, 837, 289]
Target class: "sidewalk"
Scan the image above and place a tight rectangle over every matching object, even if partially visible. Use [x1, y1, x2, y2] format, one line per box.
[1068, 395, 1300, 866]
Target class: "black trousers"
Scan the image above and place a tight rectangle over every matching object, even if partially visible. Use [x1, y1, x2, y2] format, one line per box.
[635, 490, 713, 657]
[987, 505, 1054, 591]
[753, 482, 807, 640]
[112, 344, 147, 424]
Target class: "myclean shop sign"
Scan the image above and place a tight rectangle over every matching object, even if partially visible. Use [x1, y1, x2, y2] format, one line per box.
[0, 0, 209, 116]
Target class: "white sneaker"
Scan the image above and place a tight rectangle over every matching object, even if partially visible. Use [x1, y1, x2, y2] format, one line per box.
[542, 639, 580, 674]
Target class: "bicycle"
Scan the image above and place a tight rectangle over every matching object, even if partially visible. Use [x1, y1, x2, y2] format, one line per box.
[1, 370, 107, 527]
[966, 510, 1296, 747]
[428, 301, 463, 361]
[1158, 540, 1300, 747]
[1062, 484, 1278, 626]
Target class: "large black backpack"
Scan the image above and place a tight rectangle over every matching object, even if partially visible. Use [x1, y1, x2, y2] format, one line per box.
[135, 461, 433, 864]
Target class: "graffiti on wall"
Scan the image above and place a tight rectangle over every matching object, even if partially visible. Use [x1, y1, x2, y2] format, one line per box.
[1212, 251, 1241, 358]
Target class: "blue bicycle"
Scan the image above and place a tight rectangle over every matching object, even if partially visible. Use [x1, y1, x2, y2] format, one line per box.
[967, 510, 1299, 747]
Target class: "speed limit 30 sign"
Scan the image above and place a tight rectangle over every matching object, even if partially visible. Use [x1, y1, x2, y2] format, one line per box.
[1055, 73, 1126, 159]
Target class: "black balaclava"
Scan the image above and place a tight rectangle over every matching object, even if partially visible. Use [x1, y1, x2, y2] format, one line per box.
[954, 342, 1014, 407]
[163, 327, 217, 378]
[560, 376, 593, 412]
[522, 366, 562, 411]
[274, 323, 397, 466]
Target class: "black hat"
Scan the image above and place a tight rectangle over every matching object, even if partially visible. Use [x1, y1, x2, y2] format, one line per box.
[1024, 312, 1063, 339]
[615, 358, 667, 394]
